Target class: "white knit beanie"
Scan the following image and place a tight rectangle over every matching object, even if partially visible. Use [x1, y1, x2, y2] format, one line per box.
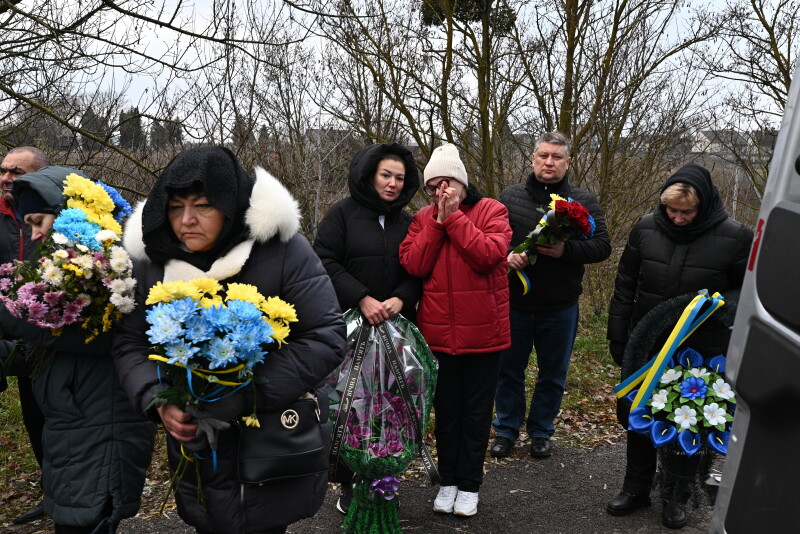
[423, 143, 468, 187]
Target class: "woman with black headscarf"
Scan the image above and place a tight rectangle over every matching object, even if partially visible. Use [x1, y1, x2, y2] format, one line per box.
[113, 147, 346, 534]
[312, 142, 421, 513]
[605, 164, 753, 529]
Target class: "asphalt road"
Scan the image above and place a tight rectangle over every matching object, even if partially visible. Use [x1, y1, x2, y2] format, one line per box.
[5, 441, 715, 533]
[97, 441, 715, 534]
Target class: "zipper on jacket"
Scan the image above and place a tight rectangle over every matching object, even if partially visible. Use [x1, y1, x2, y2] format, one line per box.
[446, 243, 456, 354]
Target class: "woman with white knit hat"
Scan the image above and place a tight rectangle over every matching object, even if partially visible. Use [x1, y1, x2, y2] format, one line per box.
[399, 143, 512, 518]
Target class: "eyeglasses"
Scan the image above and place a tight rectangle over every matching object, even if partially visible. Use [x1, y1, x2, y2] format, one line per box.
[423, 179, 450, 196]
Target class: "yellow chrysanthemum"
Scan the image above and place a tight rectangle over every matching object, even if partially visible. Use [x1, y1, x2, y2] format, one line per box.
[266, 318, 291, 346]
[199, 295, 224, 309]
[191, 277, 224, 297]
[63, 174, 115, 212]
[242, 415, 261, 428]
[261, 296, 298, 324]
[225, 283, 266, 308]
[146, 280, 201, 305]
[62, 264, 84, 277]
[548, 193, 567, 210]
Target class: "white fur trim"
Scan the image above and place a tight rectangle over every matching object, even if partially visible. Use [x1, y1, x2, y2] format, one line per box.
[123, 167, 300, 264]
[123, 201, 147, 261]
[246, 167, 301, 243]
[162, 240, 255, 282]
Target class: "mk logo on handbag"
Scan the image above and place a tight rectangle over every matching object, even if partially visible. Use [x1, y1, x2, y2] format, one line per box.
[280, 409, 299, 429]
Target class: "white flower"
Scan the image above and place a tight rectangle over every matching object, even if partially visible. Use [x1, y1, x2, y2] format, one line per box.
[42, 264, 64, 284]
[673, 406, 697, 429]
[76, 244, 89, 253]
[94, 230, 119, 242]
[110, 257, 132, 273]
[52, 249, 69, 260]
[110, 293, 135, 313]
[110, 246, 129, 261]
[651, 389, 670, 410]
[107, 279, 130, 294]
[123, 277, 136, 291]
[660, 368, 682, 384]
[712, 379, 735, 400]
[688, 367, 710, 378]
[52, 233, 69, 245]
[72, 255, 94, 270]
[703, 403, 727, 426]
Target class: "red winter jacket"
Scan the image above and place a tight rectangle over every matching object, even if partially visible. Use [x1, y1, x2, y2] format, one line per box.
[400, 194, 511, 354]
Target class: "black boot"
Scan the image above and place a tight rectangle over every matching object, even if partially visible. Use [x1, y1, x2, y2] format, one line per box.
[662, 499, 687, 529]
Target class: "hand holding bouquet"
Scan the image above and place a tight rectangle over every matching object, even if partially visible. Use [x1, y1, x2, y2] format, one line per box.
[510, 193, 595, 262]
[0, 173, 135, 342]
[145, 278, 297, 433]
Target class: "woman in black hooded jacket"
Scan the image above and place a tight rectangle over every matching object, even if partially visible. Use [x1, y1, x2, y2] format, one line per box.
[605, 164, 753, 529]
[113, 147, 345, 534]
[313, 142, 421, 513]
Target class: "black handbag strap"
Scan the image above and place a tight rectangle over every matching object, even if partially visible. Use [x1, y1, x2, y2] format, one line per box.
[329, 321, 371, 481]
[376, 321, 440, 485]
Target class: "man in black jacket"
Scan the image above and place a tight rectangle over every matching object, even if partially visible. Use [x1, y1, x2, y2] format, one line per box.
[0, 146, 49, 524]
[490, 132, 610, 459]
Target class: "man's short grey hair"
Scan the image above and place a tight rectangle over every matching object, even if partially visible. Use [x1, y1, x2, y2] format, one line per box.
[533, 132, 571, 156]
[6, 146, 51, 171]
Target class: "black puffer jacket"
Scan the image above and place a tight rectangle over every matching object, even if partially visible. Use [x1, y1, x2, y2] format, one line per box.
[607, 164, 754, 364]
[501, 173, 611, 312]
[1, 166, 154, 530]
[114, 157, 346, 533]
[313, 143, 421, 321]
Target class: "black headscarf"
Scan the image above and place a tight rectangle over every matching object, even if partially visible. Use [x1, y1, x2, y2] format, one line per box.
[142, 146, 255, 270]
[654, 163, 728, 243]
[347, 143, 419, 215]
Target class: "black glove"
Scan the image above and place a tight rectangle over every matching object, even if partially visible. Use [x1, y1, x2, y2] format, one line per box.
[609, 340, 627, 366]
[184, 393, 247, 452]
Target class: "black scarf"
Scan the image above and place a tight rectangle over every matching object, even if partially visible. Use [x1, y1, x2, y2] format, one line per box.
[654, 164, 728, 243]
[142, 146, 255, 271]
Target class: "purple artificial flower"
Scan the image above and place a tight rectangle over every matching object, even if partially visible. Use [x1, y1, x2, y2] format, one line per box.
[350, 423, 372, 441]
[345, 433, 362, 448]
[680, 376, 708, 400]
[386, 439, 404, 456]
[369, 442, 388, 458]
[382, 426, 399, 442]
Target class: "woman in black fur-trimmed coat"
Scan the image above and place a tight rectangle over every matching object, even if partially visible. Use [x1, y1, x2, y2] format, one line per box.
[605, 164, 753, 529]
[113, 147, 346, 534]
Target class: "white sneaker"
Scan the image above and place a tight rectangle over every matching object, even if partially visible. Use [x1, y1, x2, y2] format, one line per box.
[433, 485, 458, 513]
[453, 490, 479, 517]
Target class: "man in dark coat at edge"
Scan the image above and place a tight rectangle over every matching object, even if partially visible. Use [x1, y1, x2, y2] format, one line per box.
[491, 131, 611, 460]
[0, 146, 49, 524]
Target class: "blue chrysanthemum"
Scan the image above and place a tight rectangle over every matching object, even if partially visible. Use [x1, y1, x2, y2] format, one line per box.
[165, 297, 199, 323]
[53, 208, 103, 250]
[201, 305, 234, 330]
[204, 336, 238, 369]
[679, 376, 708, 400]
[184, 315, 215, 343]
[229, 322, 264, 352]
[146, 315, 184, 345]
[226, 299, 263, 322]
[165, 341, 201, 366]
[97, 181, 133, 223]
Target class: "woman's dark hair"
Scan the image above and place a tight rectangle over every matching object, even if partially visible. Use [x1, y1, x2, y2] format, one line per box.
[378, 153, 405, 168]
[166, 181, 206, 200]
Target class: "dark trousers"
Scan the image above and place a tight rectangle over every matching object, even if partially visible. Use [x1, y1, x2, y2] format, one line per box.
[617, 396, 658, 494]
[433, 351, 501, 493]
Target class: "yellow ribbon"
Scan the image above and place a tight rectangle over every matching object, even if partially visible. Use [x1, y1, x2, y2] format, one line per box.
[148, 354, 247, 387]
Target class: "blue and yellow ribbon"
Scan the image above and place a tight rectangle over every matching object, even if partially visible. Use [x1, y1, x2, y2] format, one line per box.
[613, 290, 725, 411]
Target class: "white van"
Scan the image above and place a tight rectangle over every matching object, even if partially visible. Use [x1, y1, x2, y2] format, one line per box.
[710, 65, 800, 531]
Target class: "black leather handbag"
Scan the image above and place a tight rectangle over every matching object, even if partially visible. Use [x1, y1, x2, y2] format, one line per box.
[237, 393, 330, 483]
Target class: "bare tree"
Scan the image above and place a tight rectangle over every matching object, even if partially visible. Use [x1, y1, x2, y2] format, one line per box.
[700, 0, 799, 195]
